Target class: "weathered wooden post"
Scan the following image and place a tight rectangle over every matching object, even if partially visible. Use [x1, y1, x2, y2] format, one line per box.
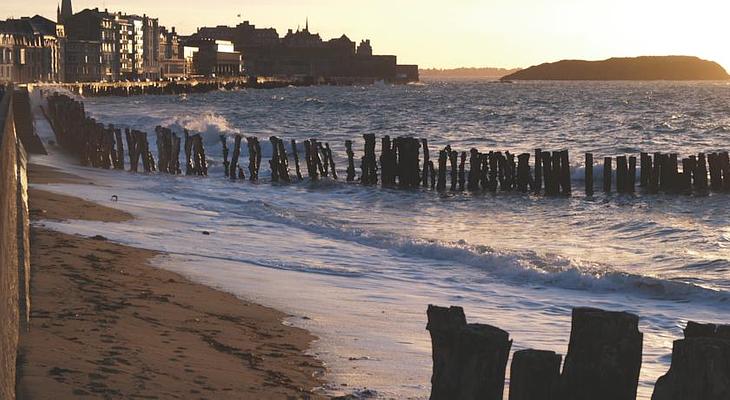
[345, 140, 356, 182]
[560, 150, 571, 195]
[220, 134, 230, 177]
[616, 156, 628, 193]
[560, 307, 643, 400]
[325, 143, 337, 180]
[278, 138, 291, 182]
[603, 157, 612, 193]
[184, 129, 193, 175]
[628, 156, 637, 193]
[429, 161, 436, 189]
[426, 305, 512, 400]
[361, 133, 378, 185]
[640, 152, 650, 187]
[509, 349, 562, 400]
[247, 137, 260, 181]
[708, 153, 721, 191]
[437, 149, 447, 191]
[312, 140, 325, 177]
[649, 153, 660, 193]
[380, 136, 395, 186]
[516, 153, 530, 192]
[448, 147, 458, 191]
[269, 136, 281, 182]
[720, 151, 730, 191]
[291, 139, 303, 181]
[585, 153, 594, 196]
[541, 151, 554, 196]
[458, 151, 466, 191]
[113, 127, 124, 170]
[303, 139, 318, 181]
[230, 134, 242, 180]
[695, 153, 708, 193]
[171, 131, 181, 174]
[422, 139, 430, 188]
[534, 148, 543, 193]
[652, 321, 730, 400]
[480, 153, 490, 191]
[680, 158, 693, 193]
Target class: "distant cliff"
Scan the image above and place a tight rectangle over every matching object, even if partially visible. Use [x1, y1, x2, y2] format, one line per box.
[502, 56, 730, 81]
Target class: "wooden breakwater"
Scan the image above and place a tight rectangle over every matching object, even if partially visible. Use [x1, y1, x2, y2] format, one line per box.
[44, 92, 730, 198]
[427, 305, 729, 400]
[0, 85, 33, 400]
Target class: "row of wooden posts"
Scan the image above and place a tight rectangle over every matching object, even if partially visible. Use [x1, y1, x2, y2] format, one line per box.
[428, 304, 729, 400]
[43, 93, 730, 197]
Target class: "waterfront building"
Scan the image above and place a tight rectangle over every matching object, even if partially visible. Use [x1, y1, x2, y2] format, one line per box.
[159, 26, 184, 79]
[189, 39, 242, 77]
[0, 16, 64, 83]
[64, 8, 118, 81]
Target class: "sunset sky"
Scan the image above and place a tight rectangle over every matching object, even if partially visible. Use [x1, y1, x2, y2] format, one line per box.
[2, 0, 729, 70]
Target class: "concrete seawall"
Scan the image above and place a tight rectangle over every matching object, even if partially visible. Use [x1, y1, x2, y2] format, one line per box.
[0, 85, 31, 400]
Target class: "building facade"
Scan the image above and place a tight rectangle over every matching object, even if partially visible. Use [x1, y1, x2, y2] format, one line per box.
[0, 17, 64, 84]
[159, 26, 184, 79]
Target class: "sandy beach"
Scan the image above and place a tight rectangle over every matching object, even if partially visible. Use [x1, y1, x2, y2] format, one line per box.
[18, 164, 326, 399]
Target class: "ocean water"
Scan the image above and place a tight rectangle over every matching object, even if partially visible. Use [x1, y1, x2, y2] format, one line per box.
[32, 80, 730, 399]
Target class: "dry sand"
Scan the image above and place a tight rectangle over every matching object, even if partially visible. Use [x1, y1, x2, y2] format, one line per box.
[18, 164, 326, 399]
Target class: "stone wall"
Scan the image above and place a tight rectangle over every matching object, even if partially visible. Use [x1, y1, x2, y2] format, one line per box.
[0, 86, 30, 400]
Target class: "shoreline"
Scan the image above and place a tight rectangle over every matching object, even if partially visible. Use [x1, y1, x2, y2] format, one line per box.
[19, 164, 326, 399]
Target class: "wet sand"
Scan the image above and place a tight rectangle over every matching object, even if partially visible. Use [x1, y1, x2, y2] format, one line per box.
[18, 164, 326, 399]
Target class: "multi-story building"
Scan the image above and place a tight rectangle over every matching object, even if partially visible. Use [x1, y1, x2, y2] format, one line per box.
[0, 17, 64, 83]
[64, 8, 118, 81]
[188, 39, 242, 77]
[159, 26, 184, 79]
[64, 39, 101, 82]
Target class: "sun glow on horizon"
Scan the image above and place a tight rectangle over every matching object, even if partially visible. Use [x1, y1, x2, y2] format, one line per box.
[2, 0, 729, 72]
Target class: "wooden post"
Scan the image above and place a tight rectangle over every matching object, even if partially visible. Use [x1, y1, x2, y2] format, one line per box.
[560, 307, 643, 400]
[640, 152, 650, 187]
[426, 305, 512, 400]
[437, 149, 447, 191]
[628, 156, 636, 193]
[291, 139, 303, 181]
[560, 150, 571, 195]
[603, 157, 612, 193]
[509, 349, 562, 400]
[184, 129, 193, 175]
[303, 139, 318, 181]
[720, 152, 730, 191]
[422, 139, 430, 188]
[585, 153, 594, 196]
[480, 153, 490, 191]
[114, 128, 124, 170]
[616, 156, 628, 193]
[230, 134, 242, 180]
[380, 136, 395, 186]
[652, 321, 730, 400]
[220, 134, 230, 177]
[269, 136, 281, 182]
[277, 138, 291, 182]
[345, 140, 356, 182]
[458, 151, 466, 191]
[516, 153, 530, 192]
[542, 152, 553, 196]
[361, 134, 377, 185]
[449, 148, 458, 191]
[534, 148, 543, 193]
[429, 161, 436, 189]
[695, 153, 708, 193]
[708, 153, 721, 191]
[681, 158, 693, 194]
[649, 153, 660, 193]
[247, 137, 260, 181]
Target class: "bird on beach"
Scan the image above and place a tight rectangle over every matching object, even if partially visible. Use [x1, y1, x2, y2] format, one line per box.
[111, 195, 118, 202]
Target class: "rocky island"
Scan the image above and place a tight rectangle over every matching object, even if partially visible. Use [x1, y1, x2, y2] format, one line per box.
[502, 56, 730, 81]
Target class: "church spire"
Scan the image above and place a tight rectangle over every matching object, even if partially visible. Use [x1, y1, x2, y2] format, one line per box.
[305, 17, 308, 32]
[59, 0, 73, 23]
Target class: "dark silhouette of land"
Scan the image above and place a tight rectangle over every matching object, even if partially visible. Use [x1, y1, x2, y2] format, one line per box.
[502, 56, 730, 81]
[420, 67, 521, 78]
